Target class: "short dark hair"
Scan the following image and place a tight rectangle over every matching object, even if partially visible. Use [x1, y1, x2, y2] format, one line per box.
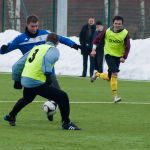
[46, 33, 59, 45]
[96, 21, 103, 25]
[26, 15, 39, 24]
[113, 16, 124, 23]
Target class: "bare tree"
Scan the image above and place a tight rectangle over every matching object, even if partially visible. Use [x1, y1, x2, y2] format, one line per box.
[7, 0, 15, 29]
[7, 0, 21, 31]
[15, 0, 21, 31]
[104, 0, 108, 26]
[114, 0, 119, 16]
[140, 0, 145, 38]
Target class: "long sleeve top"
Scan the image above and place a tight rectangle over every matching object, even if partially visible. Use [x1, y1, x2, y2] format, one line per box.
[93, 27, 130, 59]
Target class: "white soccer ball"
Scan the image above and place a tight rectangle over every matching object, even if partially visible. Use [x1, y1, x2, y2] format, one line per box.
[43, 101, 57, 115]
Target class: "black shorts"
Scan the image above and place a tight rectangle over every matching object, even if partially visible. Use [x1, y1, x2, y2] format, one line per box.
[105, 54, 121, 73]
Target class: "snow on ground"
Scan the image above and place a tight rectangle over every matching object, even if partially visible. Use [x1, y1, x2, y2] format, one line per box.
[0, 30, 150, 80]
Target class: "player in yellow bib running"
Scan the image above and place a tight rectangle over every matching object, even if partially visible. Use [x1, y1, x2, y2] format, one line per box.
[91, 16, 130, 103]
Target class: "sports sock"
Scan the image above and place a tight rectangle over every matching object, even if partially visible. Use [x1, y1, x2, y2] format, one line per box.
[99, 73, 109, 80]
[110, 74, 118, 97]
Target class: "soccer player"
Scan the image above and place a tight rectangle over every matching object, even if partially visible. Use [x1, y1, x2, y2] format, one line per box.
[4, 33, 81, 130]
[0, 15, 80, 121]
[91, 16, 130, 103]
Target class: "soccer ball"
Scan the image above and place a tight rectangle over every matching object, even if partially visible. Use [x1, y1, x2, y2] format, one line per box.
[43, 101, 57, 115]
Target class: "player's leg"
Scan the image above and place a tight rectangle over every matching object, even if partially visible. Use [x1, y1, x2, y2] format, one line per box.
[46, 74, 60, 121]
[4, 87, 37, 126]
[38, 84, 81, 130]
[110, 72, 121, 103]
[105, 54, 121, 103]
[91, 46, 105, 82]
[91, 70, 109, 82]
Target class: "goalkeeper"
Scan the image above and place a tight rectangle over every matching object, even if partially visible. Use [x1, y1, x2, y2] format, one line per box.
[4, 33, 81, 130]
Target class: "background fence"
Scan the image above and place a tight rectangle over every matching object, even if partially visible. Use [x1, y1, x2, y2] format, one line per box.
[0, 0, 150, 39]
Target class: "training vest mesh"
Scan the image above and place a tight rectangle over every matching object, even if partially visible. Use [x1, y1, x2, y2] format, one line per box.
[22, 44, 53, 82]
[104, 28, 128, 57]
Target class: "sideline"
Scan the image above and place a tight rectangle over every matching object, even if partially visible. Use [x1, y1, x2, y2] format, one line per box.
[0, 73, 150, 82]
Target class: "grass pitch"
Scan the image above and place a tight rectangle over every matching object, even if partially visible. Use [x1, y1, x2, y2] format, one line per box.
[0, 74, 150, 150]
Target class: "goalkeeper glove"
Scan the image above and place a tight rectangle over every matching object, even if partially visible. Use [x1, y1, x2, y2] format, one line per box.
[1, 45, 8, 52]
[14, 81, 22, 89]
[71, 44, 82, 50]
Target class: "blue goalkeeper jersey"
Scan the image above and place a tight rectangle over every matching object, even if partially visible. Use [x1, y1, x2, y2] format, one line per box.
[0, 29, 76, 75]
[0, 29, 75, 54]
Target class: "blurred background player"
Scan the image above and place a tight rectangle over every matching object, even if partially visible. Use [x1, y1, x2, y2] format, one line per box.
[91, 20, 105, 82]
[4, 33, 81, 130]
[0, 15, 81, 121]
[90, 16, 130, 103]
[79, 17, 96, 77]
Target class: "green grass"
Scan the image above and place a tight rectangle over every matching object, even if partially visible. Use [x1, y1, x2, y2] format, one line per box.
[0, 74, 150, 150]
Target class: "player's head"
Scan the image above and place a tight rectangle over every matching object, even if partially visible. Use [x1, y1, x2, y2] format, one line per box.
[112, 16, 124, 31]
[26, 15, 39, 34]
[46, 33, 59, 45]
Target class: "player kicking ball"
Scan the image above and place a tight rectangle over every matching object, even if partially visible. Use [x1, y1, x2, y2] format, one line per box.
[4, 33, 81, 130]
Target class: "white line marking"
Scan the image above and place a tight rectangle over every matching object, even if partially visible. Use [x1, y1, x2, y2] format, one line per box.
[0, 101, 150, 105]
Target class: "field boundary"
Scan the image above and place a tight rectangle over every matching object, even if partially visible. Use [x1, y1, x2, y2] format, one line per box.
[1, 73, 150, 82]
